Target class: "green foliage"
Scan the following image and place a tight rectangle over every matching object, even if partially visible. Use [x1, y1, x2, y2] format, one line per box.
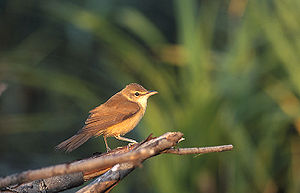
[0, 0, 300, 192]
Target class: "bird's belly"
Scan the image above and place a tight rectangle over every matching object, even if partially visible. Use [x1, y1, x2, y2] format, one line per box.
[103, 111, 144, 137]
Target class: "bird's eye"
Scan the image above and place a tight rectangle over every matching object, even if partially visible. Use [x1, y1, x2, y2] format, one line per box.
[134, 92, 140, 96]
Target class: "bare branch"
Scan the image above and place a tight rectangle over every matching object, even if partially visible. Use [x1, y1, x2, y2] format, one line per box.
[163, 145, 233, 155]
[77, 163, 134, 193]
[76, 142, 234, 192]
[0, 132, 234, 193]
[4, 173, 84, 193]
[0, 132, 183, 189]
[0, 149, 152, 189]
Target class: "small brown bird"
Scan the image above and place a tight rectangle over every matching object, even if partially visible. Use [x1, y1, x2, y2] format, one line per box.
[56, 83, 157, 152]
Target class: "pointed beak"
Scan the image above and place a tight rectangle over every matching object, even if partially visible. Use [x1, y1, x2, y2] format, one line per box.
[146, 90, 158, 96]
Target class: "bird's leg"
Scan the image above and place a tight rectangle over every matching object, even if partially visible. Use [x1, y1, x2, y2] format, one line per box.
[115, 135, 138, 149]
[103, 136, 111, 152]
[115, 135, 137, 143]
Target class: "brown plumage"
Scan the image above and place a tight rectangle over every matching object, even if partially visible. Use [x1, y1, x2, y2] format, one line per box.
[56, 83, 158, 152]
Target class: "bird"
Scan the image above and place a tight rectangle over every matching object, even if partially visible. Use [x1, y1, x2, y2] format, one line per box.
[56, 83, 158, 152]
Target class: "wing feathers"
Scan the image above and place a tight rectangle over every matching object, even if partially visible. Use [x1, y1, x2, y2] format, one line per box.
[81, 93, 140, 134]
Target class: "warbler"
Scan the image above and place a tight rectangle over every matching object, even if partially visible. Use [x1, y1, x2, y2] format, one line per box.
[56, 83, 157, 152]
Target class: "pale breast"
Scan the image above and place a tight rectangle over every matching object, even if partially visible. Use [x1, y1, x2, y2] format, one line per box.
[102, 109, 145, 137]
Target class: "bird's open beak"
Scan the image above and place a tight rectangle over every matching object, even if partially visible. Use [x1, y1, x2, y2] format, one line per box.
[146, 90, 158, 96]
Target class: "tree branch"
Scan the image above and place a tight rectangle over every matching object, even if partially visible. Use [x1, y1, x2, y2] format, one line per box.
[163, 145, 233, 155]
[77, 143, 233, 193]
[4, 173, 84, 193]
[0, 132, 234, 193]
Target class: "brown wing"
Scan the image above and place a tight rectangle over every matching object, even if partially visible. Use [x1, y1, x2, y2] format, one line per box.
[80, 93, 140, 135]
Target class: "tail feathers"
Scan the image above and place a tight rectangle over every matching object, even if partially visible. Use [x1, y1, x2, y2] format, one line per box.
[55, 133, 92, 152]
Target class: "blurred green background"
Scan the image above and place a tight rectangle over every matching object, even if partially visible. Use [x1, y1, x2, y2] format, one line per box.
[1, 0, 300, 192]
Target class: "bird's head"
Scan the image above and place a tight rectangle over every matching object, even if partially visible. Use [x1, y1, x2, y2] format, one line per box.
[122, 83, 158, 108]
